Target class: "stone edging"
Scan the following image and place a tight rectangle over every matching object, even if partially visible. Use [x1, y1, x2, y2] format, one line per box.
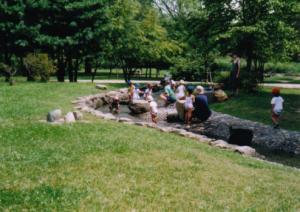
[72, 88, 263, 158]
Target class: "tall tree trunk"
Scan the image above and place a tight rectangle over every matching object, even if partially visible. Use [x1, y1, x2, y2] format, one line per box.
[109, 66, 113, 78]
[67, 57, 74, 82]
[57, 56, 65, 82]
[149, 67, 152, 78]
[74, 59, 79, 82]
[84, 58, 92, 75]
[156, 68, 159, 79]
[258, 61, 265, 82]
[123, 67, 129, 83]
[145, 68, 148, 78]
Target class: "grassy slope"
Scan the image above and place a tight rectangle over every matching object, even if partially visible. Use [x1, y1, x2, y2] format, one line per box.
[0, 81, 300, 211]
[211, 87, 300, 131]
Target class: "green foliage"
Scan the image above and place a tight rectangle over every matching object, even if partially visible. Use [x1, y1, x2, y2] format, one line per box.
[24, 53, 56, 82]
[265, 61, 300, 74]
[213, 71, 230, 86]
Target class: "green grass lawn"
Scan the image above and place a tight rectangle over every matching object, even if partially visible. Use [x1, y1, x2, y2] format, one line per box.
[0, 80, 300, 210]
[211, 88, 300, 132]
[264, 74, 300, 84]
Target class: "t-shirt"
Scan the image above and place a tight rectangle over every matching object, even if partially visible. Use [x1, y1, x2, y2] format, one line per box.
[150, 101, 158, 114]
[164, 85, 176, 100]
[271, 96, 284, 112]
[133, 89, 141, 100]
[144, 88, 152, 99]
[176, 85, 185, 99]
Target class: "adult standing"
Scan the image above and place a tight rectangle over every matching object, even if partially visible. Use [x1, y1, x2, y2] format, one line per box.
[193, 86, 212, 122]
[230, 54, 241, 96]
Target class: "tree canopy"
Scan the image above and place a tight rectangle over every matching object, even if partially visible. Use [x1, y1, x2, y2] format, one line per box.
[0, 0, 299, 83]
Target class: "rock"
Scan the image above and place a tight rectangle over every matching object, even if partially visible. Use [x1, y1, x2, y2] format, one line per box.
[73, 111, 83, 120]
[102, 113, 116, 120]
[95, 84, 107, 90]
[211, 140, 233, 149]
[119, 117, 132, 123]
[201, 112, 300, 155]
[214, 89, 228, 102]
[166, 111, 179, 123]
[175, 100, 185, 121]
[95, 99, 105, 109]
[65, 112, 76, 123]
[234, 146, 257, 157]
[128, 100, 150, 114]
[119, 88, 129, 93]
[47, 109, 62, 122]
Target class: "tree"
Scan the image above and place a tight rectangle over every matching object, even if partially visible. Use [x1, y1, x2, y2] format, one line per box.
[25, 0, 111, 82]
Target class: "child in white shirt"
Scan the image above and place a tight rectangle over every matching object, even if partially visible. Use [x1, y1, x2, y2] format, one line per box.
[147, 96, 158, 124]
[271, 87, 284, 129]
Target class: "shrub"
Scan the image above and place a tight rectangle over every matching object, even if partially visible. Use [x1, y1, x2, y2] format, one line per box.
[24, 53, 56, 82]
[0, 63, 17, 85]
[265, 62, 300, 74]
[213, 71, 230, 87]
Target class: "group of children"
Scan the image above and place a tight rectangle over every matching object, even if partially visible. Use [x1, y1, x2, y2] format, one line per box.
[110, 79, 285, 129]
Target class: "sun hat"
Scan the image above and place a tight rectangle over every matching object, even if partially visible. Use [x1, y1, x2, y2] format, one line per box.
[179, 80, 185, 85]
[272, 87, 280, 95]
[196, 85, 205, 94]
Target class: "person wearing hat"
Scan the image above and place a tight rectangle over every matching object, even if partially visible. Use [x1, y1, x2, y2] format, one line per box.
[147, 96, 158, 124]
[271, 87, 284, 129]
[176, 80, 186, 100]
[193, 85, 211, 122]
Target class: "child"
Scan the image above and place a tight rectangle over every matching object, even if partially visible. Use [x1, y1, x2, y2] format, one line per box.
[109, 96, 120, 114]
[147, 96, 158, 124]
[128, 81, 135, 102]
[184, 86, 195, 127]
[133, 84, 143, 100]
[271, 87, 284, 129]
[144, 83, 153, 100]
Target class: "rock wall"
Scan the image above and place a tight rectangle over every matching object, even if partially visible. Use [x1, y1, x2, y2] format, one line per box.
[190, 112, 300, 155]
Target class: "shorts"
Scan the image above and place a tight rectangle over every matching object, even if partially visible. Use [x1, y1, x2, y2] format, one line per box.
[273, 110, 282, 116]
[167, 96, 176, 104]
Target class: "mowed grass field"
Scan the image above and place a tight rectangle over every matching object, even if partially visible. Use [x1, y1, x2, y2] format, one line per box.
[0, 80, 300, 211]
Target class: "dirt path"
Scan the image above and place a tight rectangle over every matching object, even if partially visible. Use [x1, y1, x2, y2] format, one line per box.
[261, 83, 300, 89]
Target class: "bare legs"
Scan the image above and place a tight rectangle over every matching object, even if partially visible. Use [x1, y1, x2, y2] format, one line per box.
[185, 108, 193, 126]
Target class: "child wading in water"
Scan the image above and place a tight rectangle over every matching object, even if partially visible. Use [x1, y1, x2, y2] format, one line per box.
[128, 81, 135, 102]
[184, 86, 195, 128]
[271, 87, 284, 129]
[147, 96, 158, 124]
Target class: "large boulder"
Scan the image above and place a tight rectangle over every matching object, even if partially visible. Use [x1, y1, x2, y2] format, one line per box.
[65, 112, 76, 123]
[47, 109, 62, 122]
[73, 111, 83, 120]
[214, 89, 228, 102]
[128, 100, 150, 114]
[95, 84, 107, 90]
[175, 100, 185, 121]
